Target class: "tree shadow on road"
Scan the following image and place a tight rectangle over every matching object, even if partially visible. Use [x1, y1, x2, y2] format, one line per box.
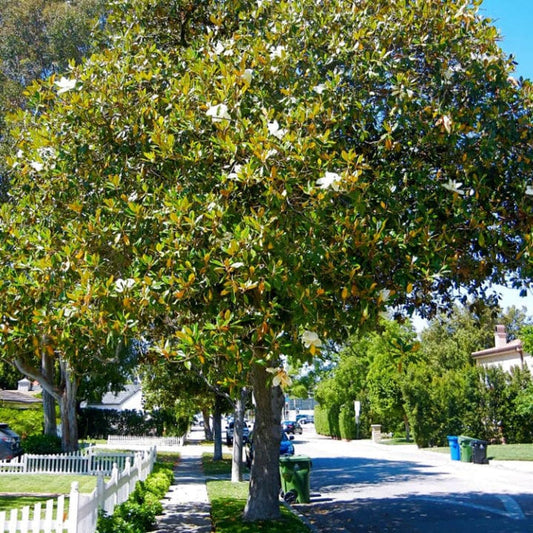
[294, 491, 533, 533]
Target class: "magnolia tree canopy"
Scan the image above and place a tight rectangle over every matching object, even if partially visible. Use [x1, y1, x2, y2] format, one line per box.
[2, 0, 533, 521]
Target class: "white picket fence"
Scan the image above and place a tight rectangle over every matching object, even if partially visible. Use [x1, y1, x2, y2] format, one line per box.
[0, 446, 157, 533]
[0, 448, 138, 475]
[107, 435, 183, 448]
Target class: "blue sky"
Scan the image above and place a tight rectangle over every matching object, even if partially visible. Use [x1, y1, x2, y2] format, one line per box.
[480, 0, 533, 79]
[477, 1, 533, 311]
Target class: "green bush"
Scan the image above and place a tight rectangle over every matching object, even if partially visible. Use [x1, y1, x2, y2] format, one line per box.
[21, 434, 62, 454]
[115, 500, 157, 531]
[314, 404, 341, 438]
[96, 461, 173, 533]
[143, 474, 171, 498]
[339, 403, 356, 440]
[79, 407, 190, 439]
[0, 407, 44, 437]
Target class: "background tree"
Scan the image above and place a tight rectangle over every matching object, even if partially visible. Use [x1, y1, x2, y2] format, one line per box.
[366, 320, 419, 439]
[3, 0, 533, 522]
[0, 0, 105, 197]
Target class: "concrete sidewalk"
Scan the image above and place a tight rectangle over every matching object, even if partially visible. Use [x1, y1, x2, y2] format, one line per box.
[154, 442, 212, 533]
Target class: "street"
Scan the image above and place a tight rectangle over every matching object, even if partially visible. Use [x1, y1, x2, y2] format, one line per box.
[290, 425, 533, 532]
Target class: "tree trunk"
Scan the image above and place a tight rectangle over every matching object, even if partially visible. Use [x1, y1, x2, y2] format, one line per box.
[60, 361, 79, 452]
[41, 351, 57, 437]
[14, 353, 80, 452]
[243, 363, 284, 522]
[231, 388, 246, 482]
[202, 407, 213, 441]
[212, 394, 223, 461]
[404, 414, 410, 442]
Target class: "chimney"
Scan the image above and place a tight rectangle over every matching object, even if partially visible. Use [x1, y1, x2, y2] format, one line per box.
[17, 378, 31, 392]
[494, 325, 507, 347]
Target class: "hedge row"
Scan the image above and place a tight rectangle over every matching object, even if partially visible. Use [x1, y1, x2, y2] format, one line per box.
[96, 461, 174, 533]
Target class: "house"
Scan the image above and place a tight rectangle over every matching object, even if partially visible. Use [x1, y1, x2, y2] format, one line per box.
[472, 325, 532, 372]
[0, 378, 42, 408]
[82, 383, 144, 412]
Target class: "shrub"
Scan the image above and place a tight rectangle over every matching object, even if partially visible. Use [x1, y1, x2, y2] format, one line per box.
[21, 434, 62, 454]
[96, 461, 173, 533]
[0, 407, 44, 437]
[339, 403, 356, 440]
[314, 403, 341, 438]
[144, 474, 171, 498]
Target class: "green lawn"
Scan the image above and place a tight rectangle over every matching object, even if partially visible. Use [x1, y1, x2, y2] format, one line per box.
[0, 474, 98, 494]
[0, 474, 96, 515]
[202, 453, 311, 533]
[207, 480, 310, 533]
[0, 495, 59, 514]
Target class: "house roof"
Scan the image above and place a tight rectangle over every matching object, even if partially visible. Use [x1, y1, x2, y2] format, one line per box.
[0, 389, 42, 404]
[91, 383, 142, 407]
[472, 338, 523, 359]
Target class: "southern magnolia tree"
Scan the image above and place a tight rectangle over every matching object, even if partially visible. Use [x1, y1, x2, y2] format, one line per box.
[3, 0, 533, 521]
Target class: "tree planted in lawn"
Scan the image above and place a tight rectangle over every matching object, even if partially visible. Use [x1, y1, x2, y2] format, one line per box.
[3, 0, 533, 521]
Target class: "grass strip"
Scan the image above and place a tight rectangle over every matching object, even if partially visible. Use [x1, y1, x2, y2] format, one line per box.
[202, 452, 310, 532]
[207, 480, 310, 533]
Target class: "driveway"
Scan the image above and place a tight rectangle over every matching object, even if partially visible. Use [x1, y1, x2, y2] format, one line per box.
[291, 428, 533, 532]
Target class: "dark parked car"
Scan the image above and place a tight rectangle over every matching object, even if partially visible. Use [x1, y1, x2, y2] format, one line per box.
[245, 431, 294, 468]
[282, 420, 303, 435]
[296, 414, 314, 424]
[0, 423, 22, 461]
[226, 420, 250, 446]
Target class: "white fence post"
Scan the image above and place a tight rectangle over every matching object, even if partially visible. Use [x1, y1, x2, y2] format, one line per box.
[68, 482, 79, 533]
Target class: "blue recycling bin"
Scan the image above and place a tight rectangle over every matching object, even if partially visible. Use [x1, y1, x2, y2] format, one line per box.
[447, 436, 460, 461]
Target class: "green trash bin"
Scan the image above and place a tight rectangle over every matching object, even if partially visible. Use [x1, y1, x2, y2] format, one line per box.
[279, 455, 312, 503]
[458, 436, 475, 462]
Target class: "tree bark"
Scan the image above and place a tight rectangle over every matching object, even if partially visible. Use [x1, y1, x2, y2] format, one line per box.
[41, 350, 57, 437]
[60, 360, 79, 452]
[202, 407, 213, 441]
[243, 363, 284, 521]
[212, 393, 223, 461]
[231, 388, 247, 482]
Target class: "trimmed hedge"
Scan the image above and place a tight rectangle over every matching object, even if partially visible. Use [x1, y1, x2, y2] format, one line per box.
[79, 408, 190, 439]
[339, 403, 356, 440]
[96, 460, 174, 533]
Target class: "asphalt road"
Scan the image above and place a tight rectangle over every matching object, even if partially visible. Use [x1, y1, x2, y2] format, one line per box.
[289, 425, 533, 532]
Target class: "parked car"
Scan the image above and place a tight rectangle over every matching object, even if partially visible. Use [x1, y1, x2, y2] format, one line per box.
[226, 420, 250, 446]
[282, 420, 303, 435]
[0, 423, 22, 461]
[296, 414, 314, 424]
[245, 431, 294, 468]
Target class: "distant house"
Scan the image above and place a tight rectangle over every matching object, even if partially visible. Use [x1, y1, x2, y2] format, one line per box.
[472, 325, 532, 372]
[82, 383, 144, 412]
[0, 378, 42, 408]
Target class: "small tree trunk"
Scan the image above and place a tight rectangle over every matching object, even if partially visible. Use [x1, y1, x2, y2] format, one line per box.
[243, 363, 284, 522]
[60, 361, 79, 452]
[213, 394, 223, 461]
[202, 408, 213, 441]
[41, 350, 57, 437]
[404, 414, 410, 442]
[231, 388, 246, 482]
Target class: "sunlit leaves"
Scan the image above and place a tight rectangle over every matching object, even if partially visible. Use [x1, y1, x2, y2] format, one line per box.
[2, 0, 533, 398]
